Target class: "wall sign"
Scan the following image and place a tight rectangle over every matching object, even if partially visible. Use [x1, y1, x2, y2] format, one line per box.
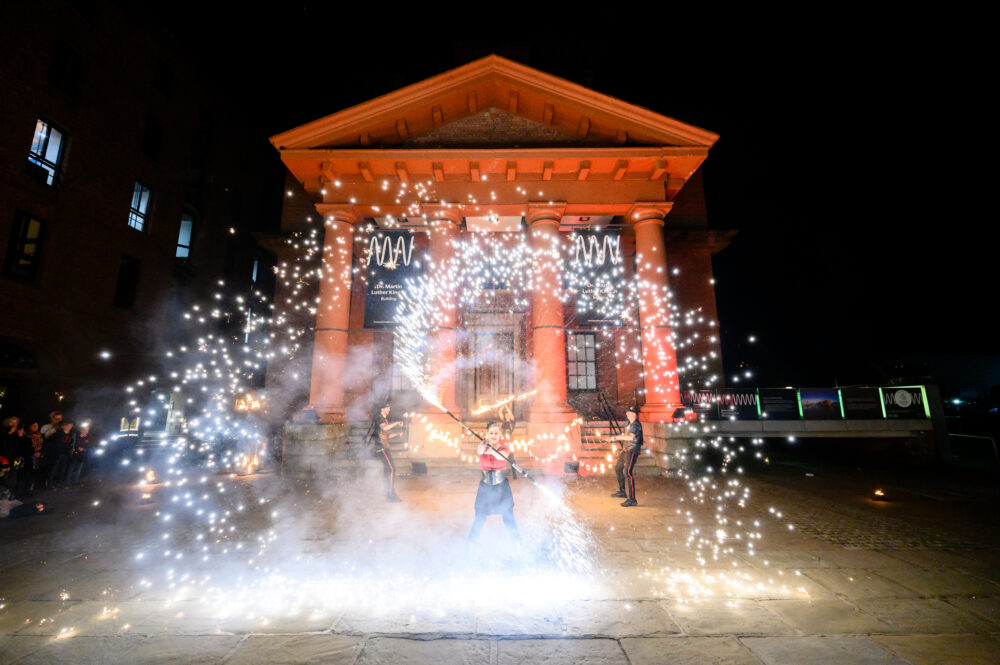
[565, 230, 624, 326]
[364, 230, 422, 328]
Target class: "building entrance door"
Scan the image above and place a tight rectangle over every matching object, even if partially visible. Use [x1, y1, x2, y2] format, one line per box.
[473, 331, 514, 410]
[463, 312, 526, 420]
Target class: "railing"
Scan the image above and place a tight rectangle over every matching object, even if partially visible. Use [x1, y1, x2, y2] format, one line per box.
[947, 432, 1000, 466]
[680, 385, 933, 422]
[598, 391, 623, 435]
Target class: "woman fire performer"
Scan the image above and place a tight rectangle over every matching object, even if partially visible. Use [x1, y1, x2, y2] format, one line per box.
[371, 402, 402, 503]
[467, 421, 520, 545]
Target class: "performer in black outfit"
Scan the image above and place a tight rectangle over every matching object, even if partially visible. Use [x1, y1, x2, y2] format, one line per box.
[370, 402, 402, 502]
[610, 406, 643, 507]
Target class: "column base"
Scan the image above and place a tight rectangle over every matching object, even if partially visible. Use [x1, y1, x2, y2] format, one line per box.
[639, 402, 686, 423]
[299, 404, 346, 424]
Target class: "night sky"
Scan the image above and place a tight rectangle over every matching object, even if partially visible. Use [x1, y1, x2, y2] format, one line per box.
[155, 5, 993, 388]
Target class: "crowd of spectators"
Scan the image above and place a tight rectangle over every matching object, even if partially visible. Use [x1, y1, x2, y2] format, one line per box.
[1, 410, 94, 519]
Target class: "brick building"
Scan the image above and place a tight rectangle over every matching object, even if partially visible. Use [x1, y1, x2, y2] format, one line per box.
[273, 56, 733, 472]
[0, 1, 282, 421]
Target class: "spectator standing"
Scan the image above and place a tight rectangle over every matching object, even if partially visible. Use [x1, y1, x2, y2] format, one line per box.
[68, 424, 92, 485]
[39, 411, 62, 438]
[1, 416, 20, 491]
[14, 424, 35, 498]
[26, 422, 44, 491]
[46, 421, 74, 489]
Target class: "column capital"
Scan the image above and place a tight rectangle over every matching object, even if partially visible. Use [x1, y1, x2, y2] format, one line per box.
[526, 202, 567, 226]
[420, 203, 464, 228]
[627, 201, 674, 227]
[316, 204, 362, 226]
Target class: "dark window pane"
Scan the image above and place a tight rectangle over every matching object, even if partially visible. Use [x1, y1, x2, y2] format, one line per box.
[3, 213, 45, 281]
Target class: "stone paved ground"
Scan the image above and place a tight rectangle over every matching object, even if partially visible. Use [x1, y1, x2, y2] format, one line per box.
[1, 463, 999, 664]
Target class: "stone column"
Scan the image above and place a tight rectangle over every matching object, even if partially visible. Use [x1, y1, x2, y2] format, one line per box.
[527, 203, 578, 460]
[307, 204, 360, 423]
[630, 202, 684, 422]
[421, 205, 462, 413]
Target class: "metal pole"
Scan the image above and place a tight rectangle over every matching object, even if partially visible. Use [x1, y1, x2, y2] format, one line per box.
[438, 406, 537, 485]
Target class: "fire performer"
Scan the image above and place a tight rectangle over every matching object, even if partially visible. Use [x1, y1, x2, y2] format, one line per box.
[370, 402, 402, 502]
[610, 406, 642, 507]
[467, 421, 520, 544]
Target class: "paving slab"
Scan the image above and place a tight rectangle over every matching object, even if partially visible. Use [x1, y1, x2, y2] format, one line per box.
[759, 598, 891, 634]
[621, 636, 760, 664]
[225, 634, 363, 665]
[941, 594, 1000, 626]
[335, 607, 476, 636]
[219, 609, 340, 634]
[741, 635, 911, 665]
[874, 634, 1000, 665]
[855, 597, 996, 633]
[496, 638, 627, 664]
[814, 549, 908, 570]
[9, 635, 151, 665]
[356, 637, 492, 665]
[0, 635, 49, 663]
[802, 567, 917, 599]
[123, 634, 242, 664]
[553, 599, 678, 637]
[875, 566, 1000, 596]
[663, 599, 795, 636]
[0, 600, 80, 636]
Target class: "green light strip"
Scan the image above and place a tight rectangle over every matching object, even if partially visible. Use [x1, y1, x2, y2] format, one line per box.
[837, 389, 845, 419]
[878, 387, 887, 419]
[796, 390, 804, 419]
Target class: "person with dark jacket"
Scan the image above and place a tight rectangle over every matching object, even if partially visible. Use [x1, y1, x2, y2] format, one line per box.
[13, 425, 35, 498]
[46, 421, 74, 489]
[610, 406, 643, 507]
[68, 424, 92, 484]
[369, 403, 402, 502]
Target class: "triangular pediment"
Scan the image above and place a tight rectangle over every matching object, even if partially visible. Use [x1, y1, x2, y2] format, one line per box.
[402, 107, 587, 148]
[271, 55, 718, 151]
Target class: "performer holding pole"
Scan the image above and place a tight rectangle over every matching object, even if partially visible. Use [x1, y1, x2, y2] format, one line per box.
[468, 421, 520, 545]
[610, 406, 642, 507]
[370, 402, 403, 502]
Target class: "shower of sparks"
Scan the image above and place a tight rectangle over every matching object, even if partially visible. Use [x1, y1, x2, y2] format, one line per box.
[14, 177, 800, 639]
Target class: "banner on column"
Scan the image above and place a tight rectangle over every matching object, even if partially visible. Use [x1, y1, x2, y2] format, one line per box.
[364, 230, 422, 328]
[565, 230, 624, 326]
[880, 385, 930, 419]
[840, 387, 882, 419]
[681, 389, 719, 419]
[759, 388, 801, 420]
[718, 388, 759, 420]
[799, 388, 843, 419]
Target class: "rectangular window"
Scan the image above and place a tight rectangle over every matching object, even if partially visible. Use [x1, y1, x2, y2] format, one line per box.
[113, 254, 141, 307]
[175, 213, 194, 258]
[567, 332, 598, 391]
[391, 339, 413, 392]
[128, 181, 152, 231]
[3, 212, 45, 282]
[28, 119, 65, 185]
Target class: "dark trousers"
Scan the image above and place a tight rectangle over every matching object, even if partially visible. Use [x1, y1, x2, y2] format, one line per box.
[468, 505, 519, 542]
[615, 447, 640, 500]
[377, 447, 396, 494]
[48, 454, 70, 487]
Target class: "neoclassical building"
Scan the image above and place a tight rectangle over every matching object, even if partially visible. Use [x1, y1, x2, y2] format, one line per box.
[271, 56, 731, 466]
